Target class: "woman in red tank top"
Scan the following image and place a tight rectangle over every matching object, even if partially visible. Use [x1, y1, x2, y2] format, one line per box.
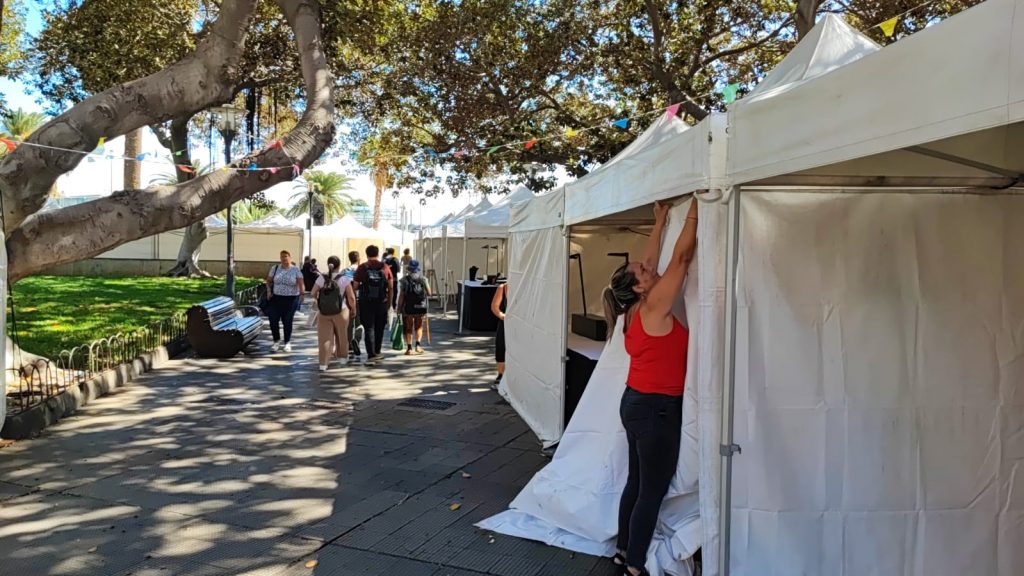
[601, 199, 698, 576]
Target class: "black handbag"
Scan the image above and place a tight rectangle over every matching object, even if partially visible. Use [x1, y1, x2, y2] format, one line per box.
[259, 265, 278, 313]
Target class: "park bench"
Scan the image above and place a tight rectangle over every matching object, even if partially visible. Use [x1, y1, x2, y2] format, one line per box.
[186, 296, 263, 358]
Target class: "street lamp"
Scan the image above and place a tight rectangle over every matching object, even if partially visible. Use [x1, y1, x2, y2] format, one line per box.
[211, 105, 245, 298]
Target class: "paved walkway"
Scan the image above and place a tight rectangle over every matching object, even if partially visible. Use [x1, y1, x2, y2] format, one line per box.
[0, 313, 616, 576]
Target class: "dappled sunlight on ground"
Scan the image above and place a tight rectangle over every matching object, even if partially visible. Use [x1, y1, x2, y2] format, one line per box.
[0, 316, 617, 576]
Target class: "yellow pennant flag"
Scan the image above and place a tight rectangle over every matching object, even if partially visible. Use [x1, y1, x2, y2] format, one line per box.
[879, 17, 899, 37]
[564, 127, 577, 138]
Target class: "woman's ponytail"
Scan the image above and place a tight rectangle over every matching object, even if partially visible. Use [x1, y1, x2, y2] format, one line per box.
[603, 263, 640, 339]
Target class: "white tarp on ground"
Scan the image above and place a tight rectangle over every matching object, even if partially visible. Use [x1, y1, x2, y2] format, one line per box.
[482, 201, 701, 576]
[716, 191, 1024, 576]
[501, 188, 566, 445]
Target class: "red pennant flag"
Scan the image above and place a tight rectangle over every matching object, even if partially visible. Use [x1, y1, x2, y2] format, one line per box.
[0, 138, 16, 152]
[177, 164, 195, 174]
[524, 138, 538, 151]
[269, 140, 283, 150]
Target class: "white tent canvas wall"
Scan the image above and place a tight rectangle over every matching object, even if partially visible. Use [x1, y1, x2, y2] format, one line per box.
[310, 215, 384, 264]
[703, 2, 1024, 575]
[482, 13, 885, 576]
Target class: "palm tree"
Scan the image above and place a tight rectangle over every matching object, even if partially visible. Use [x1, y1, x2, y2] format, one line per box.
[286, 170, 364, 224]
[233, 201, 280, 224]
[1, 108, 47, 140]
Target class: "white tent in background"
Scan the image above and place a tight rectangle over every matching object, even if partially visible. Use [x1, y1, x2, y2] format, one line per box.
[376, 221, 407, 250]
[456, 187, 535, 332]
[481, 14, 880, 576]
[309, 214, 384, 263]
[704, 2, 1024, 576]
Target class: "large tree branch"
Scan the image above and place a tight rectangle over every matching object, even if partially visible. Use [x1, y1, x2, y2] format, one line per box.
[796, 0, 825, 39]
[6, 0, 335, 282]
[640, 0, 708, 121]
[0, 0, 259, 232]
[700, 16, 793, 68]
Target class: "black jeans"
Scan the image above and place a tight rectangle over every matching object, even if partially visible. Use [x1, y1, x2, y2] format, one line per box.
[617, 386, 683, 569]
[267, 295, 300, 343]
[348, 307, 361, 356]
[359, 300, 389, 358]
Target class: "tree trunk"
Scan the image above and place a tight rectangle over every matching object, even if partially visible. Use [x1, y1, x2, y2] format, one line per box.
[166, 220, 211, 278]
[123, 128, 143, 189]
[796, 0, 824, 39]
[372, 164, 388, 230]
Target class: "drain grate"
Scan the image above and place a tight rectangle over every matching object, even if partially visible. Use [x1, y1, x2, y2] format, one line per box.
[397, 398, 457, 411]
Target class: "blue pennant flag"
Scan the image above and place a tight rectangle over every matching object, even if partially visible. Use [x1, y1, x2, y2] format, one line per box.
[247, 164, 258, 172]
[135, 153, 148, 161]
[612, 118, 629, 130]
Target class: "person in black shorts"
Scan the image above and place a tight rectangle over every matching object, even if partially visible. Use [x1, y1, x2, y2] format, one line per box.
[490, 281, 508, 389]
[397, 259, 431, 355]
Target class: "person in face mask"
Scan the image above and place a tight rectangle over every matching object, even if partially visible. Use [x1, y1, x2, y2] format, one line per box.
[396, 259, 431, 355]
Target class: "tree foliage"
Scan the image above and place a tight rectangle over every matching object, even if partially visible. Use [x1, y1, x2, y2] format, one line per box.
[332, 0, 982, 198]
[0, 0, 28, 80]
[1, 107, 46, 140]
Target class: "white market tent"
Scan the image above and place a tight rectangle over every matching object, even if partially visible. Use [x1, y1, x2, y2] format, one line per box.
[309, 215, 384, 263]
[705, 2, 1024, 576]
[482, 14, 883, 576]
[417, 201, 490, 300]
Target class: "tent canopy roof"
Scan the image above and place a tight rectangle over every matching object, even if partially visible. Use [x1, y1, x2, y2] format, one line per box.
[464, 186, 535, 238]
[314, 214, 383, 240]
[728, 0, 1024, 189]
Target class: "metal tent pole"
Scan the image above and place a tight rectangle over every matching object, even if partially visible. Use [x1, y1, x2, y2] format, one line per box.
[442, 225, 449, 317]
[719, 186, 743, 576]
[459, 235, 468, 334]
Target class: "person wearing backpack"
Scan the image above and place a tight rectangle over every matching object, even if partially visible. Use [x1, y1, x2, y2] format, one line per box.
[353, 245, 394, 365]
[312, 255, 356, 372]
[396, 259, 431, 355]
[383, 247, 402, 310]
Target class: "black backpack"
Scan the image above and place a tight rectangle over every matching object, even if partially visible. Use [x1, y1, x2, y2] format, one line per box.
[317, 273, 344, 316]
[403, 276, 427, 310]
[362, 263, 387, 303]
[385, 256, 400, 278]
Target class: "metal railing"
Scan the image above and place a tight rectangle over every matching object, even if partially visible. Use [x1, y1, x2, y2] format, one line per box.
[4, 282, 264, 417]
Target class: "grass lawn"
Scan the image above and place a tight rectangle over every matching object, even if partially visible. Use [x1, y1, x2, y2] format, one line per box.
[8, 276, 261, 359]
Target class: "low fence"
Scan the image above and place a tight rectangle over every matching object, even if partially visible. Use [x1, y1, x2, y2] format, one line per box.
[4, 283, 265, 417]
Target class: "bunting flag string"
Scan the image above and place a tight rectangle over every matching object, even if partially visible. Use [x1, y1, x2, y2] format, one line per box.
[0, 135, 304, 177]
[872, 0, 941, 37]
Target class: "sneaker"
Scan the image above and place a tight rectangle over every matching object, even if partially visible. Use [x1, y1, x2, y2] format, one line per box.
[283, 342, 293, 353]
[491, 373, 503, 391]
[364, 356, 377, 366]
[319, 365, 329, 372]
[271, 341, 282, 351]
[405, 348, 413, 356]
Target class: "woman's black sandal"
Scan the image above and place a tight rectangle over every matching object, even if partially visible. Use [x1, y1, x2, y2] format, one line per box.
[611, 552, 626, 566]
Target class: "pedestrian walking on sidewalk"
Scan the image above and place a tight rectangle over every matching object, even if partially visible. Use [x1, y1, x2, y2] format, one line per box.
[265, 250, 304, 353]
[344, 251, 363, 361]
[312, 255, 356, 372]
[383, 247, 402, 310]
[397, 259, 430, 355]
[354, 245, 394, 365]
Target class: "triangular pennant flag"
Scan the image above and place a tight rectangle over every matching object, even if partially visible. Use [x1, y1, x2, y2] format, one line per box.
[564, 127, 577, 138]
[177, 164, 195, 174]
[0, 138, 16, 152]
[721, 83, 741, 105]
[221, 166, 230, 173]
[453, 149, 467, 158]
[134, 153, 147, 161]
[270, 139, 283, 150]
[612, 118, 629, 130]
[95, 137, 106, 154]
[291, 164, 302, 178]
[487, 146, 500, 155]
[269, 167, 280, 174]
[665, 103, 681, 120]
[524, 138, 538, 151]
[879, 16, 899, 36]
[247, 164, 258, 172]
[174, 149, 185, 157]
[425, 148, 437, 157]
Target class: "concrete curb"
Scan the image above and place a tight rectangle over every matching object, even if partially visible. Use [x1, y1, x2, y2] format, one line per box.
[1, 340, 188, 440]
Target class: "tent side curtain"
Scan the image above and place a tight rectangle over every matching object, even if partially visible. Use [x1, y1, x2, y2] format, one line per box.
[504, 224, 566, 446]
[727, 0, 1024, 186]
